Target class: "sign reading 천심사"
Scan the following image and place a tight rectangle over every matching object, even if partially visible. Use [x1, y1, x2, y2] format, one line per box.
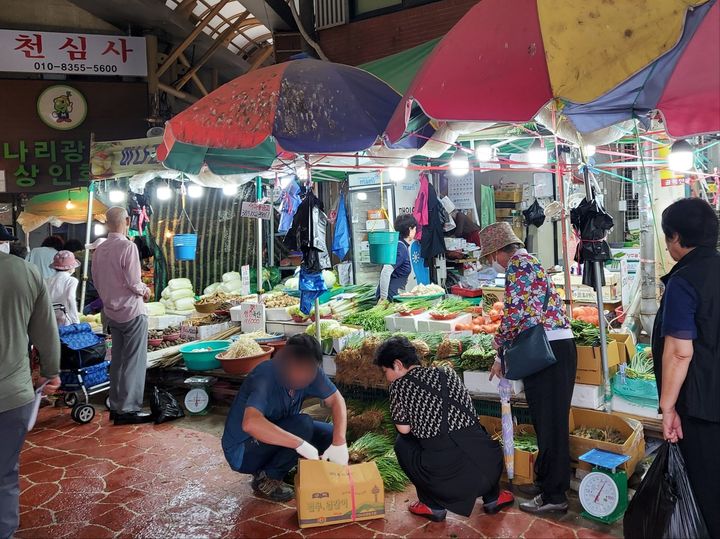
[0, 30, 147, 77]
[90, 137, 162, 179]
[241, 202, 272, 220]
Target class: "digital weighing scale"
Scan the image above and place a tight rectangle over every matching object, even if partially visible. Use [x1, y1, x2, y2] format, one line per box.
[183, 376, 216, 416]
[578, 449, 630, 524]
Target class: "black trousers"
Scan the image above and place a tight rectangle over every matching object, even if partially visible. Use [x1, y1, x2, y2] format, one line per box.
[678, 415, 720, 538]
[522, 338, 577, 504]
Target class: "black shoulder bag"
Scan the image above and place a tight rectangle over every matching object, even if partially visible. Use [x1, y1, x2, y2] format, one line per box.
[501, 278, 557, 380]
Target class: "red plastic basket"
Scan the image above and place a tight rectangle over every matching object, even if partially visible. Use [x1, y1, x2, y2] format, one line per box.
[450, 285, 483, 298]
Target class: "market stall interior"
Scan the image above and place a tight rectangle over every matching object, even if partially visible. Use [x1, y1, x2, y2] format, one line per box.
[4, 0, 720, 536]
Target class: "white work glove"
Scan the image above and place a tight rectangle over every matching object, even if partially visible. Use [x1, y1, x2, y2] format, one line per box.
[321, 444, 349, 465]
[296, 441, 319, 460]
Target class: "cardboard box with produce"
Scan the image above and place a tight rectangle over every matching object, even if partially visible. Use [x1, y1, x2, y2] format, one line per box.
[479, 416, 538, 485]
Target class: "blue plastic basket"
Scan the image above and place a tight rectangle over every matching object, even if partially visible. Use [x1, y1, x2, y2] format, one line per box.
[173, 234, 197, 261]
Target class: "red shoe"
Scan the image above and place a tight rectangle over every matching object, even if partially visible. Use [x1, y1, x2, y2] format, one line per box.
[408, 501, 447, 522]
[484, 490, 515, 514]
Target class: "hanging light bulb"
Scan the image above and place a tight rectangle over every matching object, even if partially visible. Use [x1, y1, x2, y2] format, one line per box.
[222, 184, 238, 196]
[388, 159, 408, 182]
[65, 199, 75, 210]
[108, 189, 126, 204]
[93, 223, 106, 236]
[357, 192, 368, 201]
[187, 184, 204, 198]
[279, 175, 293, 189]
[583, 144, 596, 158]
[475, 143, 494, 162]
[296, 166, 309, 181]
[668, 140, 694, 172]
[449, 149, 470, 176]
[156, 184, 172, 201]
[164, 230, 174, 239]
[527, 141, 548, 165]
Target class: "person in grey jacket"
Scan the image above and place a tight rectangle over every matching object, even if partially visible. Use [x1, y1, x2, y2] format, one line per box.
[0, 226, 61, 539]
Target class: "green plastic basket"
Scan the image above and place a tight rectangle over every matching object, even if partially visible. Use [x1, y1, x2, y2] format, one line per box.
[179, 340, 231, 371]
[368, 231, 399, 264]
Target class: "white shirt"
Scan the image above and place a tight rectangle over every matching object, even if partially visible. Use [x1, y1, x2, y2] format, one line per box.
[27, 247, 58, 279]
[46, 271, 80, 326]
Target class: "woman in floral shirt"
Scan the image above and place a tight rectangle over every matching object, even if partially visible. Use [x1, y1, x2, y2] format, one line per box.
[481, 222, 576, 515]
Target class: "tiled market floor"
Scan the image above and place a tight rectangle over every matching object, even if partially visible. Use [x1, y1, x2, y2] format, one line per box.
[17, 405, 621, 539]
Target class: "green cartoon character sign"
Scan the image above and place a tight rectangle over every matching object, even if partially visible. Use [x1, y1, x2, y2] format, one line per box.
[52, 92, 73, 123]
[37, 85, 87, 130]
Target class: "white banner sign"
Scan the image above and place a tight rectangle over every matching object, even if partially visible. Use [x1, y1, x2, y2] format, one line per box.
[241, 202, 272, 220]
[240, 265, 251, 296]
[0, 30, 147, 77]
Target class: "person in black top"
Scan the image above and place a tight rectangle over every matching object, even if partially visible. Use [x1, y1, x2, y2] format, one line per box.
[653, 198, 720, 538]
[376, 214, 417, 301]
[375, 336, 514, 522]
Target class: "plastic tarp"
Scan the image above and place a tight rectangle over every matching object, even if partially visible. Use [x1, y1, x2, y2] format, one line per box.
[17, 187, 108, 234]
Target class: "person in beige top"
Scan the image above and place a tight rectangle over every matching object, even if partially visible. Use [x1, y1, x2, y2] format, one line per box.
[0, 225, 61, 539]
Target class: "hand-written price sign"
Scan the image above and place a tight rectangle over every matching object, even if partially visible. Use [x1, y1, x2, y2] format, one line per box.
[240, 302, 265, 333]
[240, 265, 250, 296]
[241, 202, 272, 220]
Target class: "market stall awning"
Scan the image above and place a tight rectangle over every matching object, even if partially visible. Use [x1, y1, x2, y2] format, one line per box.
[17, 187, 108, 234]
[360, 39, 439, 95]
[386, 0, 718, 143]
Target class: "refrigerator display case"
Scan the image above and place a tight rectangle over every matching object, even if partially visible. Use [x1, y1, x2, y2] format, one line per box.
[347, 184, 395, 286]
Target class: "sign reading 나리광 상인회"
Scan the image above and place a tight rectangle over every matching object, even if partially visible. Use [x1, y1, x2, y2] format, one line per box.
[0, 30, 147, 77]
[0, 80, 148, 193]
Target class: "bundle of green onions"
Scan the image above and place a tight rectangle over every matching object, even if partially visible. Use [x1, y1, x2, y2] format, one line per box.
[626, 349, 655, 380]
[571, 319, 609, 347]
[325, 284, 378, 320]
[344, 303, 398, 332]
[429, 297, 472, 316]
[348, 434, 410, 492]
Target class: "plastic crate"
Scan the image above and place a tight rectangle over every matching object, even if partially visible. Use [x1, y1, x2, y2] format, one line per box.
[450, 285, 483, 298]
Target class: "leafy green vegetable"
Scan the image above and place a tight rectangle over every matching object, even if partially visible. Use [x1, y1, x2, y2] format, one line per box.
[571, 319, 609, 347]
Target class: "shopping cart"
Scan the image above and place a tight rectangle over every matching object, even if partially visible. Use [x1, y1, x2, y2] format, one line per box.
[57, 322, 110, 424]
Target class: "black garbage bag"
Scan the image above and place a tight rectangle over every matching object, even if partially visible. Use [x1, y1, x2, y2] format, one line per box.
[624, 442, 709, 539]
[523, 200, 546, 251]
[150, 386, 185, 424]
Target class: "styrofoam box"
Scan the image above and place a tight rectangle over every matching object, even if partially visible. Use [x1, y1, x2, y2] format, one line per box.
[266, 321, 310, 337]
[418, 313, 473, 333]
[147, 315, 187, 330]
[266, 307, 292, 321]
[366, 219, 388, 231]
[394, 312, 428, 333]
[322, 355, 337, 376]
[612, 395, 661, 419]
[463, 370, 524, 396]
[572, 383, 604, 410]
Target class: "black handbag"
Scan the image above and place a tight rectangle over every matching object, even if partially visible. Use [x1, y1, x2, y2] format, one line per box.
[501, 278, 556, 380]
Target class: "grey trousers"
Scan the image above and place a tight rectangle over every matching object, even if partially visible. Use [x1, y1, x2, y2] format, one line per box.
[107, 315, 148, 413]
[0, 402, 33, 539]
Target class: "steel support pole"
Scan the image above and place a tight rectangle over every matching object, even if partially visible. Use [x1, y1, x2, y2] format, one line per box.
[256, 177, 263, 295]
[79, 182, 95, 312]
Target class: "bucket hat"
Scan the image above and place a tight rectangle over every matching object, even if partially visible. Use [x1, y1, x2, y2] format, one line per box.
[478, 222, 523, 258]
[50, 250, 81, 271]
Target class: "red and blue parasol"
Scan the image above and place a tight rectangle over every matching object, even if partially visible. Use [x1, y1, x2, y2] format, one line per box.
[158, 59, 400, 174]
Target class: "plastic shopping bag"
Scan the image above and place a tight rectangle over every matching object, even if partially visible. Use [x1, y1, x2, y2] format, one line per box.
[150, 386, 185, 424]
[623, 441, 709, 539]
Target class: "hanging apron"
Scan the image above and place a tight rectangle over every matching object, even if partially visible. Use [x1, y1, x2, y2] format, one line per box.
[396, 370, 503, 516]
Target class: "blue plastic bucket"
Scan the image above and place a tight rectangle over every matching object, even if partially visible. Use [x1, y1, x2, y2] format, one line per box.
[173, 234, 197, 261]
[368, 231, 399, 264]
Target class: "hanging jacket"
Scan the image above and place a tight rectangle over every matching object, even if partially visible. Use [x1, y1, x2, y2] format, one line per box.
[420, 181, 446, 261]
[413, 174, 430, 241]
[332, 192, 350, 261]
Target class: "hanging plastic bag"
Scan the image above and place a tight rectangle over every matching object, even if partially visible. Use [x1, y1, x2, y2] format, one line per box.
[624, 442, 709, 539]
[150, 386, 185, 424]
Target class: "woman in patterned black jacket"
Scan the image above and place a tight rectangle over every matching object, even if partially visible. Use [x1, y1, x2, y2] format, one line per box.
[375, 336, 515, 522]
